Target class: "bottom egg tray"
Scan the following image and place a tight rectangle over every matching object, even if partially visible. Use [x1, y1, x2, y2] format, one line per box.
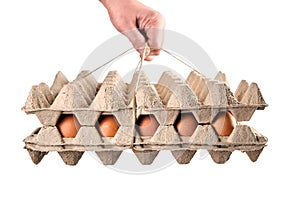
[24, 124, 267, 165]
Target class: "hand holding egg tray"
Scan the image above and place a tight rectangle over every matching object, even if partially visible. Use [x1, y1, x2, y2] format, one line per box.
[22, 64, 268, 165]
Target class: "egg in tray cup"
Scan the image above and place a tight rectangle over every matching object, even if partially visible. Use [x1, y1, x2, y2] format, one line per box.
[22, 48, 268, 166]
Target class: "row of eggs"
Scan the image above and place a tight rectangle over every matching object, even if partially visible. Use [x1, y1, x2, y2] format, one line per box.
[57, 112, 236, 138]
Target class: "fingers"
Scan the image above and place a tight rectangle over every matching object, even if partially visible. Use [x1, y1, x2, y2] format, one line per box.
[123, 29, 153, 60]
[106, 0, 165, 61]
[122, 29, 147, 53]
[142, 49, 159, 61]
[137, 44, 159, 61]
[127, 10, 165, 61]
[145, 28, 164, 60]
[138, 27, 165, 61]
[137, 28, 164, 61]
[144, 12, 165, 61]
[146, 13, 165, 48]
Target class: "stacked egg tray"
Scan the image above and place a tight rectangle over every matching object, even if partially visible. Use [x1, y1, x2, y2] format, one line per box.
[23, 70, 268, 165]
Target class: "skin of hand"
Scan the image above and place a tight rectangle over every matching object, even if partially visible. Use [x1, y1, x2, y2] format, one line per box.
[100, 0, 165, 61]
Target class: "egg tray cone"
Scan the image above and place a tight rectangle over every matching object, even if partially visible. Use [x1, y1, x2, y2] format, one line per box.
[23, 70, 268, 165]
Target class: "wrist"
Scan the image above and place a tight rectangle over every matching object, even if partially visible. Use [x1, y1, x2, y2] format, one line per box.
[100, 0, 136, 10]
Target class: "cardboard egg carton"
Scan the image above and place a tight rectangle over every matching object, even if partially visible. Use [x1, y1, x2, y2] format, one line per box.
[23, 70, 267, 165]
[23, 71, 135, 165]
[133, 71, 267, 164]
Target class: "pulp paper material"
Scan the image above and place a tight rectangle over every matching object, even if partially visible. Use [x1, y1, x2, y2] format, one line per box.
[23, 70, 267, 165]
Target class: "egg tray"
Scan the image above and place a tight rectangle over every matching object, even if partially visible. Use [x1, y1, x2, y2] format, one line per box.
[23, 70, 268, 165]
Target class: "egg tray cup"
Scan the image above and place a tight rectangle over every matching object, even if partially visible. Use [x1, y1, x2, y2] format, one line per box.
[23, 69, 268, 165]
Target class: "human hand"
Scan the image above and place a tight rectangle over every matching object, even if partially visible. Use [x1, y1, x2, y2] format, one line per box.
[100, 0, 165, 61]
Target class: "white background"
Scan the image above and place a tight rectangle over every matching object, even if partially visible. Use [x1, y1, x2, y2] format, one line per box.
[1, 0, 299, 199]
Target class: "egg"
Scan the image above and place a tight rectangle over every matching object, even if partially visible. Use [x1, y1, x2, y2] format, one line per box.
[136, 115, 159, 136]
[212, 111, 236, 136]
[98, 115, 119, 137]
[57, 115, 81, 138]
[175, 113, 198, 136]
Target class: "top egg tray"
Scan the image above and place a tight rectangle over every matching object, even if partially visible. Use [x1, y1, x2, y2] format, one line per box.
[23, 70, 268, 165]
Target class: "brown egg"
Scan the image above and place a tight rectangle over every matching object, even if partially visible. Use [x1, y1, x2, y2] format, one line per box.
[136, 115, 159, 136]
[175, 113, 198, 136]
[98, 115, 119, 137]
[212, 111, 236, 136]
[57, 115, 81, 138]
